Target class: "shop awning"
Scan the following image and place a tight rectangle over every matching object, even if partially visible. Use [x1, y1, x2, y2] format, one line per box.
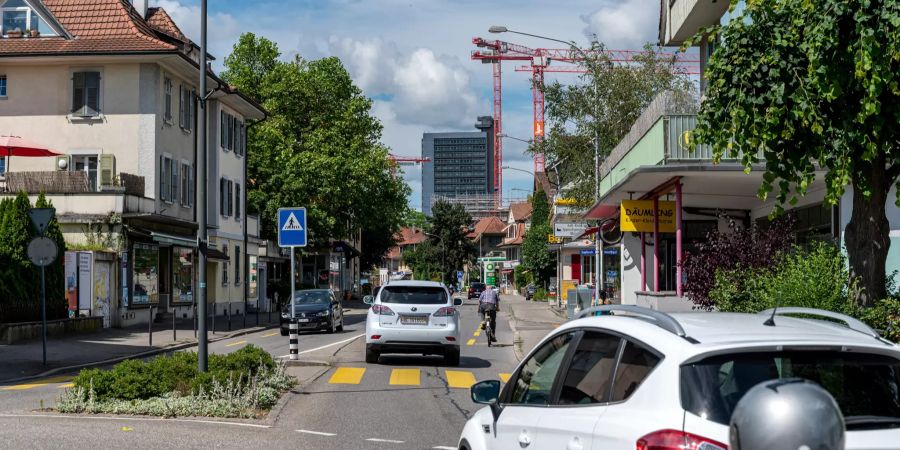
[332, 240, 361, 258]
[151, 231, 197, 248]
[207, 247, 230, 260]
[583, 203, 619, 220]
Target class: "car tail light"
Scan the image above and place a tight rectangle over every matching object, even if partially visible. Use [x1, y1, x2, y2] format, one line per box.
[433, 307, 456, 317]
[370, 335, 381, 340]
[372, 304, 395, 316]
[636, 430, 727, 450]
[445, 336, 456, 341]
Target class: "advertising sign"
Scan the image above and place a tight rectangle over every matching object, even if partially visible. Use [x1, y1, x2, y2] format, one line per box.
[78, 252, 93, 312]
[620, 200, 676, 233]
[554, 222, 589, 238]
[64, 251, 78, 313]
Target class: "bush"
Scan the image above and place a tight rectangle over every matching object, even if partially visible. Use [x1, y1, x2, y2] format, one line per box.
[858, 298, 900, 343]
[533, 288, 548, 302]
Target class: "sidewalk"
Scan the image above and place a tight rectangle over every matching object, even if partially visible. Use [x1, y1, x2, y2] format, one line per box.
[501, 292, 567, 361]
[0, 311, 279, 383]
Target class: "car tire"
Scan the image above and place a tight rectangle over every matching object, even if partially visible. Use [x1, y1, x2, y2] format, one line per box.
[365, 345, 380, 364]
[444, 347, 460, 366]
[280, 327, 288, 336]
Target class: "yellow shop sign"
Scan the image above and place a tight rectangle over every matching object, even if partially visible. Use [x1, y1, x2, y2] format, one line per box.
[620, 200, 676, 233]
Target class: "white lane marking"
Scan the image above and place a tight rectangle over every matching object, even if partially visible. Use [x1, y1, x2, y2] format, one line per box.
[277, 333, 364, 358]
[0, 413, 270, 428]
[296, 429, 336, 436]
[433, 447, 456, 449]
[366, 438, 405, 444]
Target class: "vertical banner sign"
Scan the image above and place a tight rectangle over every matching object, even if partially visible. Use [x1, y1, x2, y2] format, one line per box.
[64, 251, 78, 314]
[78, 252, 93, 313]
[620, 200, 676, 233]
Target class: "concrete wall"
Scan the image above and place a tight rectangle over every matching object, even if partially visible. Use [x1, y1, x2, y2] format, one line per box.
[1, 316, 103, 344]
[599, 120, 665, 197]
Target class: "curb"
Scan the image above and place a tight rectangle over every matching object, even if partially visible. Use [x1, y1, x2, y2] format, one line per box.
[285, 359, 331, 367]
[0, 324, 278, 384]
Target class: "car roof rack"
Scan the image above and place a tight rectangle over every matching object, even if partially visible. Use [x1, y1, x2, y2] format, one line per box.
[575, 305, 688, 339]
[757, 307, 885, 341]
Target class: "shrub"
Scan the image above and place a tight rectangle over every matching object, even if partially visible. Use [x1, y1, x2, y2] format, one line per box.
[858, 298, 900, 343]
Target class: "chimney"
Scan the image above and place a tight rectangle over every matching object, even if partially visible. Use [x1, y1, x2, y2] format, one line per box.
[131, 0, 149, 19]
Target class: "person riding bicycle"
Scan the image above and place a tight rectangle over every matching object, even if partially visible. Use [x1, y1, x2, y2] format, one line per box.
[478, 286, 500, 343]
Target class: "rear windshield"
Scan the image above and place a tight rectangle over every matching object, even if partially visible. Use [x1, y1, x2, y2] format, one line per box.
[681, 351, 900, 429]
[381, 286, 448, 305]
[472, 283, 485, 289]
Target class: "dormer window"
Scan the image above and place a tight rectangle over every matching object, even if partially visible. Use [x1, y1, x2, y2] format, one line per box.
[0, 0, 56, 37]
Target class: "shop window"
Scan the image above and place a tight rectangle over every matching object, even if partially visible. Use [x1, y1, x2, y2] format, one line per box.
[172, 247, 193, 303]
[133, 243, 159, 306]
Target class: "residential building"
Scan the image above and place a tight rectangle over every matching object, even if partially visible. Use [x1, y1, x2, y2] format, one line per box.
[421, 116, 495, 217]
[0, 0, 264, 326]
[380, 227, 426, 282]
[498, 201, 530, 291]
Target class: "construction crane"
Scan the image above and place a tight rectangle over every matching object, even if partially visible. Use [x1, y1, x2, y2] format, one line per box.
[388, 154, 431, 166]
[471, 37, 700, 176]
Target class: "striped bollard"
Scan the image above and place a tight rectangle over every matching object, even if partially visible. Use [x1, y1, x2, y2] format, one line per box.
[289, 322, 299, 360]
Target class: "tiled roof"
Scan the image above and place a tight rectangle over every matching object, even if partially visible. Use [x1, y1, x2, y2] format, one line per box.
[0, 0, 178, 56]
[499, 223, 526, 247]
[509, 201, 532, 222]
[470, 216, 506, 238]
[398, 227, 426, 246]
[146, 7, 188, 42]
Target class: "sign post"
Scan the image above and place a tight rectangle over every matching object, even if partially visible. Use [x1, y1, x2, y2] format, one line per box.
[27, 208, 58, 366]
[278, 208, 307, 361]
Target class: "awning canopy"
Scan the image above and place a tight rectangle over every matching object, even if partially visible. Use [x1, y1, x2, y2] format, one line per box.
[151, 231, 197, 248]
[207, 247, 230, 261]
[583, 203, 619, 220]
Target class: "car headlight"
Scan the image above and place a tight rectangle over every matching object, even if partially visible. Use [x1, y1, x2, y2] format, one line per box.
[316, 310, 329, 317]
[281, 312, 290, 319]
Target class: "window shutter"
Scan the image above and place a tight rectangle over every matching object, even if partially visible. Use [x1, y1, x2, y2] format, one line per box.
[171, 159, 178, 203]
[227, 180, 234, 216]
[188, 90, 195, 131]
[85, 72, 100, 115]
[72, 72, 85, 114]
[238, 122, 245, 156]
[220, 111, 225, 147]
[220, 178, 226, 216]
[178, 86, 185, 128]
[100, 154, 115, 187]
[189, 165, 195, 207]
[160, 155, 168, 201]
[235, 183, 241, 219]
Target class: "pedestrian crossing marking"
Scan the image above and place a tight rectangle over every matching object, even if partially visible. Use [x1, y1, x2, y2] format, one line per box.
[329, 367, 366, 384]
[445, 370, 476, 389]
[499, 373, 511, 383]
[261, 332, 279, 338]
[466, 338, 476, 346]
[281, 213, 303, 231]
[1, 375, 73, 391]
[389, 369, 420, 386]
[473, 330, 481, 337]
[225, 340, 247, 347]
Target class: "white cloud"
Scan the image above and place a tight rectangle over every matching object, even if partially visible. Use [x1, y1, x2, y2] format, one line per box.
[581, 0, 659, 49]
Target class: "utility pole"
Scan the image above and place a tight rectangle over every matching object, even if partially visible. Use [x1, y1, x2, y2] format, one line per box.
[196, 0, 209, 372]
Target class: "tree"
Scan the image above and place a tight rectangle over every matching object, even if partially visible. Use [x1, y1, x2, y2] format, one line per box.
[221, 34, 410, 268]
[522, 190, 556, 286]
[690, 0, 900, 304]
[425, 200, 477, 285]
[538, 43, 696, 203]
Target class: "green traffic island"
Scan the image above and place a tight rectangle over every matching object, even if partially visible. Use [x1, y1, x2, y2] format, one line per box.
[55, 345, 297, 419]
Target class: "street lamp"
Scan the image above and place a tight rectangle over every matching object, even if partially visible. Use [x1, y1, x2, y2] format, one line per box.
[497, 133, 534, 145]
[501, 165, 535, 177]
[490, 25, 603, 306]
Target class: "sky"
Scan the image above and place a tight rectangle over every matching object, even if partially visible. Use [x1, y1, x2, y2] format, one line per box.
[150, 0, 665, 210]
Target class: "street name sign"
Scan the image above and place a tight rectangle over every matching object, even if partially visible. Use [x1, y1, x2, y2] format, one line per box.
[278, 207, 308, 247]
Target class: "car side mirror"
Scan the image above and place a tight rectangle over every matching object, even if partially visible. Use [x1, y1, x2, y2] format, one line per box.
[363, 295, 374, 305]
[471, 380, 501, 404]
[454, 298, 463, 306]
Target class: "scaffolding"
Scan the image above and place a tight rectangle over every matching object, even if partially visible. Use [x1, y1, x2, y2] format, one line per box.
[431, 192, 529, 219]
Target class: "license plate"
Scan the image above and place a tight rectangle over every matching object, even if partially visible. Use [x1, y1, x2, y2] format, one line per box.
[298, 318, 309, 323]
[400, 315, 427, 325]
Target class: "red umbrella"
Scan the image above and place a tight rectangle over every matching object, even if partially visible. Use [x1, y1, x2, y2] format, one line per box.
[0, 135, 61, 175]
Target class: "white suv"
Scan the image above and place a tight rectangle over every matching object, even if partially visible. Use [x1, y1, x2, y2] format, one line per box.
[458, 306, 900, 450]
[364, 280, 462, 366]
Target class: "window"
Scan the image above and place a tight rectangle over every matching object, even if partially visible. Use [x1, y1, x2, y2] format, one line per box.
[159, 155, 178, 203]
[220, 178, 233, 216]
[1, 1, 54, 36]
[220, 111, 242, 152]
[0, 156, 6, 176]
[610, 341, 660, 402]
[557, 331, 621, 405]
[0, 75, 6, 97]
[221, 244, 229, 286]
[234, 245, 241, 286]
[234, 183, 241, 220]
[179, 85, 193, 131]
[509, 332, 574, 405]
[163, 77, 172, 122]
[380, 286, 449, 305]
[72, 71, 101, 117]
[180, 162, 193, 207]
[72, 155, 99, 191]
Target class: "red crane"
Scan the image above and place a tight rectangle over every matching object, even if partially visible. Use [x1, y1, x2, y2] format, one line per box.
[388, 155, 431, 165]
[471, 37, 700, 177]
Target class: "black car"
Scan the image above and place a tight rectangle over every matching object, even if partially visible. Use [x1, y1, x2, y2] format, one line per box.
[524, 284, 536, 301]
[467, 282, 486, 299]
[280, 289, 344, 335]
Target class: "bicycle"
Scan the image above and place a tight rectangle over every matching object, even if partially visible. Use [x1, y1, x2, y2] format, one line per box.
[480, 307, 496, 347]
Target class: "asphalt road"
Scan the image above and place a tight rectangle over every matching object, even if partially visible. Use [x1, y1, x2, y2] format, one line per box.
[0, 298, 519, 450]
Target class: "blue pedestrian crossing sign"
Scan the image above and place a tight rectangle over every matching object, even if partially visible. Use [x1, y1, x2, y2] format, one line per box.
[278, 207, 307, 247]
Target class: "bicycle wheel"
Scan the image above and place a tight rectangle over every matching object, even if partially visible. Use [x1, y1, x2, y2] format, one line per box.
[485, 324, 493, 347]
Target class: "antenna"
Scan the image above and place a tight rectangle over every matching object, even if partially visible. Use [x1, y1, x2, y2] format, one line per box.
[764, 297, 781, 327]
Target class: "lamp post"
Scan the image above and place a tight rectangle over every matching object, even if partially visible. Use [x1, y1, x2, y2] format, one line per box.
[491, 26, 603, 305]
[497, 133, 533, 145]
[196, 0, 209, 372]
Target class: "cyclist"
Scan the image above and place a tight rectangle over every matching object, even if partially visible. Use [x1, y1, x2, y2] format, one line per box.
[478, 286, 500, 343]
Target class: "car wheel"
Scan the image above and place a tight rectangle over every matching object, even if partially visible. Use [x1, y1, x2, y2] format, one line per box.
[280, 327, 288, 336]
[365, 345, 380, 364]
[444, 347, 460, 366]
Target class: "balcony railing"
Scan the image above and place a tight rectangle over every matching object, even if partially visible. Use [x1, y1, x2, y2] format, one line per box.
[0, 171, 145, 195]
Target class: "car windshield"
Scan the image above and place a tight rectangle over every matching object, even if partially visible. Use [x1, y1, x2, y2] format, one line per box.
[381, 286, 448, 305]
[681, 351, 900, 429]
[293, 291, 331, 305]
[472, 283, 485, 290]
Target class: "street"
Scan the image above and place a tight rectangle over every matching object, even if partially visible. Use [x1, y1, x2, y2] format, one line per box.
[0, 298, 519, 449]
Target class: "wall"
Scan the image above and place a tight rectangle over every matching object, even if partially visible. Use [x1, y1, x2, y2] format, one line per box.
[599, 120, 666, 196]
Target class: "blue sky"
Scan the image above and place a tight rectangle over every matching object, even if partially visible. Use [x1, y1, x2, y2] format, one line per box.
[151, 0, 665, 210]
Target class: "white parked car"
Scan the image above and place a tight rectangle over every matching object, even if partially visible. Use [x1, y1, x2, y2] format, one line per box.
[364, 280, 462, 366]
[458, 306, 900, 450]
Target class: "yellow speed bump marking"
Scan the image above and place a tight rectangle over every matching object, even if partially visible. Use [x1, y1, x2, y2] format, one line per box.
[466, 338, 476, 346]
[445, 370, 476, 389]
[499, 373, 511, 383]
[261, 332, 279, 338]
[328, 367, 366, 384]
[121, 427, 133, 432]
[389, 369, 420, 386]
[473, 330, 481, 337]
[1, 375, 73, 391]
[225, 340, 247, 347]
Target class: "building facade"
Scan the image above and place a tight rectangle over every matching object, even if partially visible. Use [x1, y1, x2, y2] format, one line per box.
[421, 116, 495, 216]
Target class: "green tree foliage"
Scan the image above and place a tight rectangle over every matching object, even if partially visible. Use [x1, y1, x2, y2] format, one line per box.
[221, 33, 410, 269]
[0, 192, 67, 323]
[422, 200, 477, 284]
[522, 190, 556, 286]
[691, 0, 900, 304]
[538, 43, 696, 203]
[403, 209, 428, 229]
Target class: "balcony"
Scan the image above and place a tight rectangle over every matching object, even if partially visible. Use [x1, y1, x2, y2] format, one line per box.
[659, 0, 729, 46]
[0, 171, 151, 219]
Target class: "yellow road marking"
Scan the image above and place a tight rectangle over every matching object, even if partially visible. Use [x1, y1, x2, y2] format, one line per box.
[261, 332, 279, 338]
[389, 369, 421, 386]
[499, 373, 511, 383]
[473, 330, 481, 337]
[225, 340, 246, 347]
[466, 338, 476, 346]
[445, 370, 476, 389]
[2, 375, 73, 391]
[58, 383, 75, 389]
[328, 367, 366, 384]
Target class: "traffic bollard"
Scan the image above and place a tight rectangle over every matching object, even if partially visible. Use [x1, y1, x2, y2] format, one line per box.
[289, 322, 299, 360]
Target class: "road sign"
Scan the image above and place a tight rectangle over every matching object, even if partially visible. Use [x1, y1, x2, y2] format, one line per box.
[278, 207, 307, 247]
[27, 236, 58, 267]
[28, 208, 55, 236]
[456, 271, 464, 280]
